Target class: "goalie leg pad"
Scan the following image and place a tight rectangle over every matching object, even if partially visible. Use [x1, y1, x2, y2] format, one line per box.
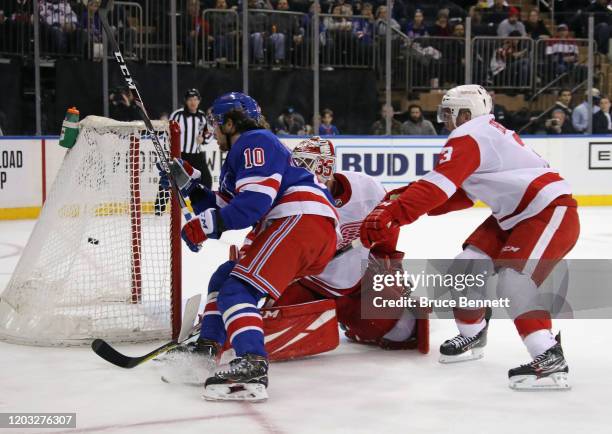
[262, 299, 339, 361]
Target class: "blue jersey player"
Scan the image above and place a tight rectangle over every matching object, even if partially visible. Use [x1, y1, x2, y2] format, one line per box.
[169, 93, 339, 401]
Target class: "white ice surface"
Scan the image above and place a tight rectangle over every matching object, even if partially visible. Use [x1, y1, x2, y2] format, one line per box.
[1, 208, 611, 434]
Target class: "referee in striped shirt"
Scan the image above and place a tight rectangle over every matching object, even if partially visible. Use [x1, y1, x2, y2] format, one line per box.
[170, 88, 213, 188]
[155, 88, 212, 214]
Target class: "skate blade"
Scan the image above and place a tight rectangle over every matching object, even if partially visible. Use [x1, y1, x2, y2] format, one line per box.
[509, 372, 571, 391]
[439, 347, 484, 364]
[203, 383, 268, 402]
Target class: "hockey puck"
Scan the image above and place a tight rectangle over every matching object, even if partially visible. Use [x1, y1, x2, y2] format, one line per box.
[87, 237, 100, 245]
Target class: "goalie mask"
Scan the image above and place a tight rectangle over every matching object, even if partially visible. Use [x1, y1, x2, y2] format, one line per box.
[291, 136, 336, 182]
[437, 85, 492, 127]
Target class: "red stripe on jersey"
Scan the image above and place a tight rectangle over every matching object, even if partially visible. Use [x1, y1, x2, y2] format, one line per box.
[277, 191, 339, 218]
[204, 301, 218, 312]
[434, 135, 481, 187]
[226, 314, 264, 340]
[236, 177, 281, 193]
[499, 172, 564, 223]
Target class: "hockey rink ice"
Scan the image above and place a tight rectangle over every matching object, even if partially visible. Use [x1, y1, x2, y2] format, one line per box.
[1, 207, 611, 434]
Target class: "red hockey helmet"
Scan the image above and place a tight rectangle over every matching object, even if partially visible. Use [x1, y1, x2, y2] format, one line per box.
[291, 136, 336, 182]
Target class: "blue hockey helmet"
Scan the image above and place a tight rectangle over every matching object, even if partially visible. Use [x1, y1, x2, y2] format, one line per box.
[211, 92, 262, 125]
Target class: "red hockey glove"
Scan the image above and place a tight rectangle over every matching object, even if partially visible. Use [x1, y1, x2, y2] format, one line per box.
[360, 200, 403, 249]
[181, 208, 223, 252]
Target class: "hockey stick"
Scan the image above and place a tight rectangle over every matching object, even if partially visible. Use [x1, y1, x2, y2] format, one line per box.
[98, 0, 192, 221]
[92, 294, 202, 369]
[334, 238, 362, 258]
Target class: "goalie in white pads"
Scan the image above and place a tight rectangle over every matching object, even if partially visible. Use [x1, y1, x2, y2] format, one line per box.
[270, 137, 429, 354]
[360, 85, 579, 390]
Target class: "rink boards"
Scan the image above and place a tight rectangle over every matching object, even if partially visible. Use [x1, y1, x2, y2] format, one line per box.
[1, 135, 611, 219]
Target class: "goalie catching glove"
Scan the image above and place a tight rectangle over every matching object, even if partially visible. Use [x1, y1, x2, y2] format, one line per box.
[157, 158, 202, 197]
[181, 208, 224, 252]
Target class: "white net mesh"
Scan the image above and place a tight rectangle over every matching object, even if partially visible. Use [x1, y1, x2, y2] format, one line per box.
[0, 116, 180, 346]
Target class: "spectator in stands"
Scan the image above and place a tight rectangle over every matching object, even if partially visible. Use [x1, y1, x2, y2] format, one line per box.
[319, 108, 340, 135]
[572, 88, 601, 133]
[486, 0, 509, 25]
[406, 9, 428, 38]
[109, 1, 136, 58]
[525, 8, 550, 40]
[497, 7, 526, 37]
[430, 10, 451, 37]
[1, 0, 33, 54]
[401, 105, 436, 135]
[182, 0, 203, 62]
[586, 0, 611, 54]
[488, 30, 530, 87]
[273, 107, 306, 135]
[39, 0, 79, 54]
[554, 88, 574, 118]
[374, 5, 400, 36]
[79, 0, 102, 60]
[489, 90, 510, 127]
[208, 0, 237, 63]
[352, 2, 374, 46]
[545, 108, 576, 134]
[370, 104, 402, 135]
[545, 24, 579, 77]
[268, 0, 303, 68]
[468, 6, 495, 36]
[244, 0, 269, 66]
[593, 96, 612, 134]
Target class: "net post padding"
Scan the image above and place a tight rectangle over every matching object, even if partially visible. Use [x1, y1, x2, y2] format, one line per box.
[129, 134, 142, 304]
[0, 115, 179, 346]
[169, 120, 182, 340]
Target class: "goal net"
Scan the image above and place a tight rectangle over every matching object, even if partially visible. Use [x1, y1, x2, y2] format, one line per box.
[0, 116, 182, 346]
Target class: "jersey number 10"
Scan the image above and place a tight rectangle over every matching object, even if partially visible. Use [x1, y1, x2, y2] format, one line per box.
[244, 147, 266, 168]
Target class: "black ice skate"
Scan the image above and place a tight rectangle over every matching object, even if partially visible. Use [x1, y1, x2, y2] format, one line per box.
[508, 333, 570, 391]
[439, 308, 492, 364]
[203, 354, 269, 402]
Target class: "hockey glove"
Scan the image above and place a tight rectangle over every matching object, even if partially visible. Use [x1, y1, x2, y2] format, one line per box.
[157, 158, 202, 197]
[360, 201, 403, 249]
[181, 208, 224, 252]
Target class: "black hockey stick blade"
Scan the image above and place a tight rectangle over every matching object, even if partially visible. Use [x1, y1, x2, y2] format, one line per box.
[91, 295, 202, 369]
[91, 339, 180, 369]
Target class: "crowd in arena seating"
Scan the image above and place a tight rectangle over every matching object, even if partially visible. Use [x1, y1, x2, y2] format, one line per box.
[0, 0, 610, 136]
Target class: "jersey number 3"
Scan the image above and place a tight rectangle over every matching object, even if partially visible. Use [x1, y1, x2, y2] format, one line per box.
[244, 147, 265, 168]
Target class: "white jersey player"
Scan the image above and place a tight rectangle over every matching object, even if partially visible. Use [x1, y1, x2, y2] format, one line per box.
[274, 137, 429, 352]
[360, 85, 579, 389]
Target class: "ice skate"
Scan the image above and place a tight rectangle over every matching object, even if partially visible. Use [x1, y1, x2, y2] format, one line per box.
[439, 308, 491, 363]
[203, 354, 269, 402]
[508, 333, 570, 391]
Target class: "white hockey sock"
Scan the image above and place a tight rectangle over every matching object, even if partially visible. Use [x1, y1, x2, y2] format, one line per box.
[523, 329, 557, 359]
[455, 319, 486, 338]
[383, 309, 416, 342]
